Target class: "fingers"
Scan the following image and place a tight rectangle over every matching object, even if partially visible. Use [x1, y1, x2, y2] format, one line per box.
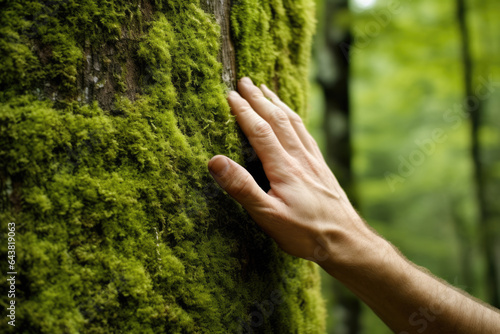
[237, 78, 304, 154]
[227, 91, 290, 180]
[208, 155, 273, 210]
[259, 83, 323, 160]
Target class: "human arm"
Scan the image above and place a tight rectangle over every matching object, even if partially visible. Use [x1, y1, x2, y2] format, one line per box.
[208, 77, 500, 333]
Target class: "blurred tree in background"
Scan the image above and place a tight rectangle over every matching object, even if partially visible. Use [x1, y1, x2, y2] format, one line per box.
[313, 0, 361, 333]
[459, 0, 500, 308]
[310, 0, 500, 332]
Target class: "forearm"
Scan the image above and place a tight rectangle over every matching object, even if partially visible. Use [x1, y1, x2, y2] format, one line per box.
[320, 225, 500, 334]
[209, 78, 500, 333]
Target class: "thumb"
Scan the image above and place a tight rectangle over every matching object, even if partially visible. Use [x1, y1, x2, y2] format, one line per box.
[208, 155, 269, 209]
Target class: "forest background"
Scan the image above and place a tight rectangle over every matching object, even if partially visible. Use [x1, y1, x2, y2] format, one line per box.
[310, 0, 500, 332]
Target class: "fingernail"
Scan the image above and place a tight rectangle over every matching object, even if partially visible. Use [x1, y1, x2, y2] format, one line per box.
[208, 157, 230, 179]
[261, 84, 268, 90]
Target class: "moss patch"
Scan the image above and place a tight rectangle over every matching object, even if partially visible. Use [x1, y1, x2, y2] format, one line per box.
[0, 0, 324, 333]
[231, 0, 316, 117]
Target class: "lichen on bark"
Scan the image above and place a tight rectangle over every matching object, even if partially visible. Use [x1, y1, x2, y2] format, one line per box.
[0, 0, 324, 333]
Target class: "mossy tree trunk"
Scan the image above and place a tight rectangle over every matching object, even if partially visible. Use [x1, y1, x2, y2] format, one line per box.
[0, 0, 324, 333]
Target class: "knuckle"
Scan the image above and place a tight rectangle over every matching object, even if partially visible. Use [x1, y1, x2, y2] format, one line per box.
[239, 105, 254, 114]
[250, 91, 264, 100]
[231, 173, 254, 199]
[270, 94, 280, 102]
[269, 108, 289, 127]
[252, 119, 273, 137]
[289, 113, 303, 125]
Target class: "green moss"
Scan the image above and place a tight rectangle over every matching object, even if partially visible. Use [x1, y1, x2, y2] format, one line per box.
[231, 0, 316, 118]
[0, 0, 324, 333]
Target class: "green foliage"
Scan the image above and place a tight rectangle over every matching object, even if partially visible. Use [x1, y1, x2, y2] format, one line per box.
[0, 0, 324, 333]
[336, 0, 500, 331]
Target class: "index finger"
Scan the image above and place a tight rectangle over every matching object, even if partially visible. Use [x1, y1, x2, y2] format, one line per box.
[228, 91, 291, 182]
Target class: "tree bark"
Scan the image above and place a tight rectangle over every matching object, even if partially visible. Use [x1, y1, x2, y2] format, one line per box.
[200, 0, 237, 90]
[316, 0, 361, 332]
[0, 1, 324, 332]
[457, 0, 499, 307]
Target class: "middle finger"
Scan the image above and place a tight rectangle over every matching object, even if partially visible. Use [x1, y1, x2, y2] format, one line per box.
[238, 77, 306, 155]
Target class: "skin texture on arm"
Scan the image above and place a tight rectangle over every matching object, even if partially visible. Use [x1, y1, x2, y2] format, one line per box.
[208, 77, 500, 333]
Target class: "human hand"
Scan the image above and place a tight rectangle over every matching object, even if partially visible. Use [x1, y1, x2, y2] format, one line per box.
[210, 79, 500, 332]
[208, 77, 379, 267]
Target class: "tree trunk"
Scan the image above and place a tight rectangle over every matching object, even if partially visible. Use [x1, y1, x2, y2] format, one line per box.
[316, 0, 361, 332]
[457, 0, 500, 307]
[0, 0, 324, 332]
[200, 0, 237, 90]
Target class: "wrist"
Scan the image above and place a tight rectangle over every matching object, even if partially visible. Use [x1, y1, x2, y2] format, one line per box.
[317, 217, 405, 282]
